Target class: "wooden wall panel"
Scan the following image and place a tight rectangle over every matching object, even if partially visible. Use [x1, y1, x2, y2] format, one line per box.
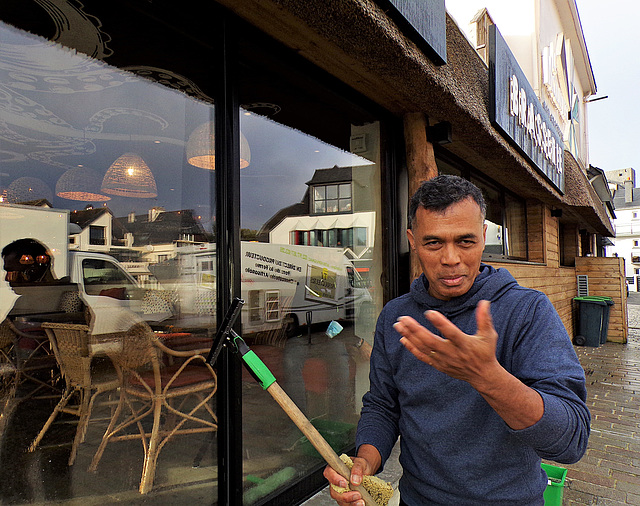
[575, 257, 628, 344]
[526, 201, 545, 263]
[544, 206, 559, 268]
[487, 262, 577, 338]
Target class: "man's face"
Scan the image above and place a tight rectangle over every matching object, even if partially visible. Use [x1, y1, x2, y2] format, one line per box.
[407, 198, 487, 300]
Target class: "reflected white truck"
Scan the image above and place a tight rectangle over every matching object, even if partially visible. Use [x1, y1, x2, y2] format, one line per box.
[0, 204, 151, 323]
[173, 242, 371, 336]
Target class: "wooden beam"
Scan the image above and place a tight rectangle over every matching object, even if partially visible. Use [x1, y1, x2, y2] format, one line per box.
[404, 112, 438, 197]
[404, 112, 438, 281]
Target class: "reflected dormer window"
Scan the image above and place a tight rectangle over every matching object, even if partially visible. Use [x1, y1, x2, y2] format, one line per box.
[313, 183, 351, 214]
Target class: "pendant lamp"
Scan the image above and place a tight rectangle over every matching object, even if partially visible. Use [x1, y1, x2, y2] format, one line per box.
[101, 152, 158, 198]
[186, 121, 251, 170]
[56, 166, 111, 201]
[6, 177, 53, 203]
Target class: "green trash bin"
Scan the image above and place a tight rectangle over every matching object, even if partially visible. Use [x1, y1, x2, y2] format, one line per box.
[573, 296, 614, 347]
[541, 462, 567, 506]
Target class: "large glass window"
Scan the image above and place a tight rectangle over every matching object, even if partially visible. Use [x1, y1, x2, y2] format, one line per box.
[0, 3, 221, 502]
[313, 183, 352, 214]
[437, 153, 528, 260]
[237, 33, 384, 502]
[471, 176, 504, 255]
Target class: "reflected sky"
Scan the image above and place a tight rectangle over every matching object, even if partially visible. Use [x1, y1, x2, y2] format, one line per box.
[1, 22, 373, 233]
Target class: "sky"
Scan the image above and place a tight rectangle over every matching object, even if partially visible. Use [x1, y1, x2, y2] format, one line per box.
[575, 0, 640, 175]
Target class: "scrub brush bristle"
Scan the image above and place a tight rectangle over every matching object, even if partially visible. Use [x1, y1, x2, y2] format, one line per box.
[330, 454, 394, 506]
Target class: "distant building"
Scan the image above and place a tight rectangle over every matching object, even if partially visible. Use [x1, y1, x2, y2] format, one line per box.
[260, 165, 376, 275]
[606, 168, 640, 290]
[69, 207, 131, 253]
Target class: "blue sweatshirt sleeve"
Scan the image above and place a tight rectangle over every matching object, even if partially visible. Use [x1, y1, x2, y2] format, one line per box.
[356, 305, 401, 469]
[505, 293, 590, 464]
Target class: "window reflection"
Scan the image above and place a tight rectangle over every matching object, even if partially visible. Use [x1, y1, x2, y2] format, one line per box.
[239, 91, 383, 498]
[0, 19, 219, 502]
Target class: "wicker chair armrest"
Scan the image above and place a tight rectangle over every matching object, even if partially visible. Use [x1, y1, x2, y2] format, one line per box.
[152, 337, 209, 358]
[6, 319, 44, 339]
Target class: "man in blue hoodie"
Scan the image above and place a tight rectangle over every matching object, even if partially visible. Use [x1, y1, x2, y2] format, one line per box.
[324, 175, 589, 505]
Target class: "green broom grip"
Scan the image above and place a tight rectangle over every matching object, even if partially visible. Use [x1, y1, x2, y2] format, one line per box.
[232, 332, 276, 390]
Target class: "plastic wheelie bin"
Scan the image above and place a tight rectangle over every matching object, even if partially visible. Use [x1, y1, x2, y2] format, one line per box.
[573, 296, 614, 347]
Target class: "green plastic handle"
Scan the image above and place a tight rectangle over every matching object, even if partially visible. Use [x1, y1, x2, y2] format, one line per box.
[242, 350, 276, 390]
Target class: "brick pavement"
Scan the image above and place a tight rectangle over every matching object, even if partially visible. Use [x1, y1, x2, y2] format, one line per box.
[560, 296, 640, 505]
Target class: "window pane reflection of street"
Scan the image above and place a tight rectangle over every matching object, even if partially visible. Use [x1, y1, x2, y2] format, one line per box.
[239, 98, 383, 501]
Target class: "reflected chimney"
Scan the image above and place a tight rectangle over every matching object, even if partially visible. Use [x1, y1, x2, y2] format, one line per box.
[625, 180, 634, 203]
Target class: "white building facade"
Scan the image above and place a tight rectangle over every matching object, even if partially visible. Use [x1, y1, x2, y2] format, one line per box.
[606, 170, 640, 290]
[447, 0, 596, 170]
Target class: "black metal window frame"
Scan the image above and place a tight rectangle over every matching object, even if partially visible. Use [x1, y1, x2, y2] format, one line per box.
[214, 11, 402, 506]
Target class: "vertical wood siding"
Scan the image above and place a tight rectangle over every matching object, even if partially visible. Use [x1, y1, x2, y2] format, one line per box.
[575, 257, 628, 344]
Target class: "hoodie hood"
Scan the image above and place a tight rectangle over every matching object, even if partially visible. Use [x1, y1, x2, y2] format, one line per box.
[410, 263, 518, 318]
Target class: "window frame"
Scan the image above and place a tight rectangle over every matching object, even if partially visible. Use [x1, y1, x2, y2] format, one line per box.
[435, 147, 528, 261]
[311, 182, 353, 215]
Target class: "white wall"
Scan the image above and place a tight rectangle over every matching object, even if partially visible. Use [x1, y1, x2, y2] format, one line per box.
[606, 206, 640, 290]
[446, 0, 592, 167]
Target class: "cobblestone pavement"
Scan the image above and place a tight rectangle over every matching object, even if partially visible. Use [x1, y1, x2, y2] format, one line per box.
[561, 292, 640, 505]
[306, 293, 640, 505]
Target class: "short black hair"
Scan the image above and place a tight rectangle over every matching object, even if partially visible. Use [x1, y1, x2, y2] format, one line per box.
[408, 175, 486, 229]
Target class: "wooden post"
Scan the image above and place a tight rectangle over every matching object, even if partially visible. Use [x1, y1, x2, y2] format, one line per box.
[404, 112, 438, 281]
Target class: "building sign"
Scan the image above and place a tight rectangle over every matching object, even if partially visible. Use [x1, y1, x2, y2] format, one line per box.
[489, 25, 564, 193]
[375, 0, 446, 65]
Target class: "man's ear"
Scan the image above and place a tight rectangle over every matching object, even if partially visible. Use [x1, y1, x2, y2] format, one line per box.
[483, 223, 488, 243]
[407, 228, 415, 251]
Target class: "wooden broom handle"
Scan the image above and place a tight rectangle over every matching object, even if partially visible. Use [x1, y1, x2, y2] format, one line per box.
[267, 381, 378, 506]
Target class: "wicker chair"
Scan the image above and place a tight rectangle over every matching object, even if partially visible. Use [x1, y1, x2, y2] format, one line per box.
[0, 321, 18, 424]
[88, 322, 218, 494]
[0, 318, 60, 399]
[29, 323, 120, 465]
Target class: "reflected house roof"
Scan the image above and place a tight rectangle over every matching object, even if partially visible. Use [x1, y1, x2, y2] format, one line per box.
[68, 206, 210, 245]
[69, 207, 128, 242]
[70, 207, 112, 229]
[117, 209, 210, 246]
[258, 165, 354, 241]
[15, 199, 52, 208]
[257, 200, 308, 242]
[305, 165, 352, 185]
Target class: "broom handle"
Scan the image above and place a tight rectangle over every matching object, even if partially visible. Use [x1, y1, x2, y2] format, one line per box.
[267, 381, 378, 506]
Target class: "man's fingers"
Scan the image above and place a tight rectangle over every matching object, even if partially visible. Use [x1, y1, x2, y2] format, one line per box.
[424, 310, 466, 343]
[475, 300, 496, 337]
[399, 337, 434, 363]
[323, 465, 348, 489]
[394, 316, 443, 349]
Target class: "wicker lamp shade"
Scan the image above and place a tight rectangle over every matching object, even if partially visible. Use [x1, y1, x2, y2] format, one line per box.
[101, 152, 158, 198]
[56, 167, 111, 201]
[6, 177, 53, 203]
[186, 121, 251, 170]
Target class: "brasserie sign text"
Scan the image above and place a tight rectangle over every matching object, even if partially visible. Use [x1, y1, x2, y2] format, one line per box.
[489, 25, 564, 193]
